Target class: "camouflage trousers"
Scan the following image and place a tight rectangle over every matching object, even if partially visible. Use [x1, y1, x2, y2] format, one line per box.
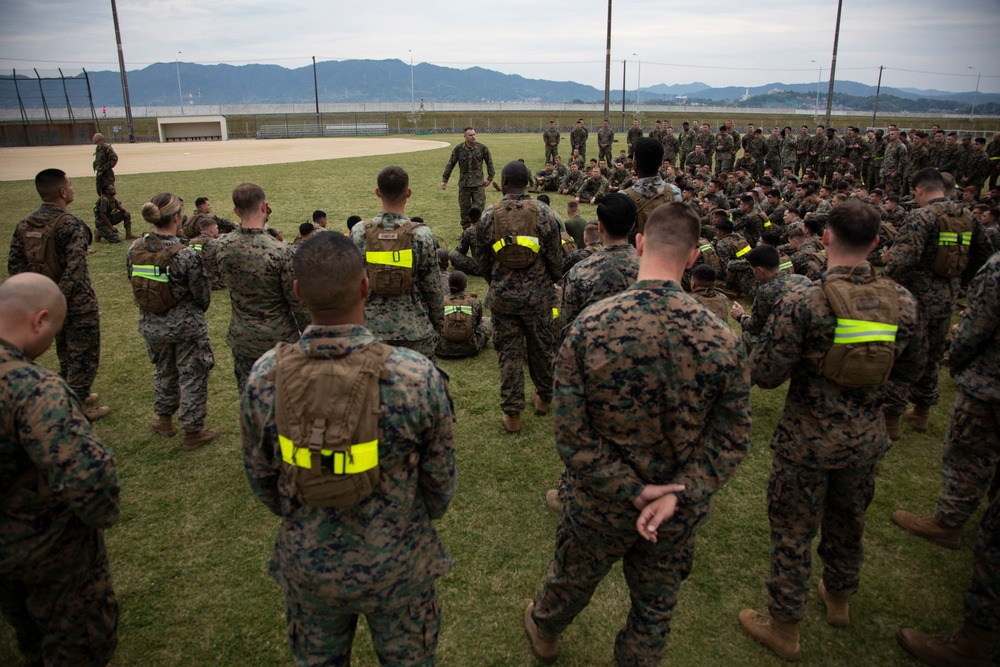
[965, 486, 1000, 629]
[725, 260, 757, 300]
[599, 146, 614, 166]
[95, 171, 115, 196]
[94, 213, 124, 243]
[795, 155, 808, 177]
[447, 249, 482, 277]
[435, 319, 493, 359]
[232, 350, 264, 396]
[0, 521, 118, 667]
[144, 333, 214, 433]
[767, 453, 880, 623]
[910, 314, 951, 408]
[282, 579, 440, 667]
[545, 144, 558, 165]
[457, 186, 485, 228]
[492, 310, 555, 416]
[716, 154, 734, 174]
[56, 309, 100, 399]
[934, 391, 1000, 528]
[532, 503, 707, 667]
[386, 336, 439, 364]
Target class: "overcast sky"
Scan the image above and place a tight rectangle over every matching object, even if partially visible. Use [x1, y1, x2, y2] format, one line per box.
[2, 0, 998, 94]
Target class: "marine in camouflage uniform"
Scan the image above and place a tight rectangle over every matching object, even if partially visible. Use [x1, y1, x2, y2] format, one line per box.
[560, 243, 638, 342]
[741, 204, 925, 658]
[126, 226, 215, 438]
[543, 122, 561, 164]
[626, 120, 643, 158]
[685, 146, 711, 176]
[216, 190, 308, 393]
[988, 132, 1000, 191]
[441, 128, 496, 228]
[189, 233, 225, 290]
[881, 129, 908, 195]
[559, 164, 586, 195]
[608, 162, 633, 192]
[93, 185, 132, 243]
[575, 170, 609, 205]
[241, 233, 456, 666]
[733, 268, 811, 355]
[715, 128, 736, 174]
[678, 123, 695, 171]
[780, 131, 798, 172]
[92, 134, 117, 196]
[808, 127, 827, 173]
[528, 203, 751, 667]
[597, 121, 615, 166]
[661, 128, 680, 166]
[352, 210, 444, 361]
[690, 284, 730, 324]
[448, 225, 482, 277]
[0, 274, 120, 667]
[9, 193, 103, 416]
[695, 125, 715, 171]
[473, 162, 562, 426]
[570, 121, 589, 163]
[434, 289, 492, 359]
[561, 240, 603, 277]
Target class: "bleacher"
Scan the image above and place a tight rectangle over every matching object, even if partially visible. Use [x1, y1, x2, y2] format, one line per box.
[256, 123, 389, 139]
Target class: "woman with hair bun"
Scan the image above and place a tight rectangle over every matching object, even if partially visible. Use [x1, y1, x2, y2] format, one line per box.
[127, 193, 218, 450]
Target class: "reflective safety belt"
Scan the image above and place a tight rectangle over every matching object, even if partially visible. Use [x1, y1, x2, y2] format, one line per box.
[278, 435, 379, 474]
[444, 305, 473, 316]
[130, 265, 170, 283]
[493, 236, 540, 254]
[552, 307, 559, 319]
[191, 244, 204, 252]
[366, 249, 413, 267]
[779, 261, 793, 271]
[833, 318, 899, 344]
[938, 232, 971, 247]
[735, 244, 750, 258]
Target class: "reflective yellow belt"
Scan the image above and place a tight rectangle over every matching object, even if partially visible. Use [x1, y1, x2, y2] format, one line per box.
[492, 236, 540, 253]
[938, 232, 970, 247]
[366, 249, 413, 267]
[278, 435, 379, 474]
[130, 265, 170, 283]
[833, 318, 899, 345]
[779, 261, 793, 271]
[699, 243, 713, 254]
[552, 307, 559, 319]
[735, 245, 750, 258]
[444, 305, 473, 316]
[191, 244, 203, 252]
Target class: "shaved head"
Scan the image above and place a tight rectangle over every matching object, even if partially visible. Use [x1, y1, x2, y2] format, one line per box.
[292, 232, 366, 319]
[0, 273, 66, 359]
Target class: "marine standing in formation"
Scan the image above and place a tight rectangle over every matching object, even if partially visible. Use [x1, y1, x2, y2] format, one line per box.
[92, 133, 118, 196]
[543, 120, 560, 164]
[441, 127, 496, 229]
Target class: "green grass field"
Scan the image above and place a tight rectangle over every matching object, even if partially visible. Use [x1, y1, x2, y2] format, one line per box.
[0, 133, 983, 666]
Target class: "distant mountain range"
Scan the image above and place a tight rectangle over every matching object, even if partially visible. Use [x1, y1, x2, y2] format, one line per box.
[2, 59, 997, 112]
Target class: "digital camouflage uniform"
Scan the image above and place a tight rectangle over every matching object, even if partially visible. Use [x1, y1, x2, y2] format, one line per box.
[531, 279, 751, 666]
[627, 125, 643, 158]
[715, 132, 736, 174]
[988, 135, 1000, 190]
[189, 235, 225, 290]
[448, 226, 482, 277]
[678, 127, 695, 170]
[884, 199, 991, 414]
[8, 204, 101, 400]
[241, 324, 456, 667]
[685, 150, 710, 177]
[575, 174, 610, 204]
[690, 286, 730, 325]
[695, 129, 715, 169]
[808, 132, 827, 173]
[0, 340, 120, 667]
[543, 127, 561, 164]
[126, 233, 214, 434]
[560, 241, 602, 277]
[780, 134, 798, 172]
[882, 138, 907, 194]
[724, 258, 757, 301]
[735, 272, 811, 355]
[662, 132, 680, 166]
[93, 193, 129, 243]
[608, 166, 633, 193]
[964, 148, 991, 193]
[216, 228, 308, 392]
[474, 195, 562, 416]
[560, 169, 586, 194]
[352, 212, 444, 361]
[441, 140, 495, 227]
[597, 127, 615, 165]
[570, 126, 589, 163]
[92, 142, 117, 196]
[751, 263, 925, 624]
[712, 232, 749, 282]
[559, 243, 638, 342]
[434, 291, 492, 359]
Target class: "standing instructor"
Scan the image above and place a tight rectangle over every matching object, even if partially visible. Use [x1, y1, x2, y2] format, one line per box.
[441, 127, 496, 229]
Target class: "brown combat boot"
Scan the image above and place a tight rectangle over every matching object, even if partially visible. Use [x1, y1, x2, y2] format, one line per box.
[892, 510, 962, 550]
[885, 411, 902, 441]
[182, 428, 219, 451]
[897, 620, 993, 667]
[502, 413, 521, 434]
[84, 405, 111, 422]
[906, 404, 931, 432]
[84, 393, 100, 407]
[124, 220, 138, 240]
[545, 489, 561, 514]
[524, 602, 559, 664]
[739, 609, 801, 661]
[818, 580, 850, 627]
[151, 414, 178, 438]
[532, 391, 551, 416]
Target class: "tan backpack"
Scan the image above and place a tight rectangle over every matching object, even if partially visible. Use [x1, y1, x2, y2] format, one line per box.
[925, 202, 974, 278]
[626, 186, 675, 237]
[560, 231, 578, 257]
[442, 293, 476, 342]
[492, 199, 541, 270]
[273, 340, 393, 508]
[129, 236, 186, 314]
[19, 213, 74, 281]
[364, 219, 421, 296]
[820, 269, 900, 388]
[698, 238, 721, 270]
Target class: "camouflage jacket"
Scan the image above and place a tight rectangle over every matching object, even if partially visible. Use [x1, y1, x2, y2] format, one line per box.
[543, 127, 560, 147]
[685, 151, 710, 174]
[9, 204, 98, 315]
[351, 212, 444, 342]
[609, 167, 633, 191]
[950, 252, 1000, 404]
[95, 194, 124, 223]
[560, 169, 586, 193]
[795, 133, 811, 156]
[907, 145, 931, 174]
[882, 139, 907, 176]
[576, 175, 609, 202]
[690, 286, 730, 325]
[715, 133, 735, 156]
[216, 227, 308, 358]
[474, 195, 562, 315]
[92, 142, 118, 174]
[808, 133, 827, 157]
[821, 136, 844, 162]
[695, 130, 715, 155]
[0, 339, 120, 571]
[885, 197, 992, 318]
[241, 324, 456, 605]
[597, 128, 615, 149]
[752, 264, 925, 467]
[965, 152, 991, 185]
[939, 145, 963, 174]
[560, 243, 638, 340]
[561, 241, 603, 276]
[713, 232, 749, 273]
[747, 136, 767, 161]
[679, 128, 696, 153]
[765, 135, 783, 163]
[780, 134, 798, 164]
[737, 272, 811, 338]
[570, 126, 589, 151]
[126, 232, 211, 341]
[627, 126, 643, 147]
[189, 234, 224, 290]
[442, 141, 495, 188]
[555, 279, 750, 529]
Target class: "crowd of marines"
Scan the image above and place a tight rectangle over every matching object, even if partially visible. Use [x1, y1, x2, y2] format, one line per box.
[1, 119, 998, 667]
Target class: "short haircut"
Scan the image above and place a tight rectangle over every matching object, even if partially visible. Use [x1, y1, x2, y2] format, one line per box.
[596, 193, 637, 239]
[346, 215, 363, 232]
[35, 168, 68, 200]
[804, 218, 821, 235]
[692, 263, 717, 283]
[197, 216, 218, 234]
[642, 203, 700, 252]
[911, 167, 945, 192]
[885, 194, 900, 204]
[101, 182, 115, 195]
[739, 194, 754, 205]
[583, 222, 601, 244]
[826, 200, 880, 252]
[232, 182, 266, 215]
[785, 206, 801, 218]
[463, 126, 474, 133]
[449, 270, 467, 293]
[312, 210, 326, 222]
[566, 201, 579, 213]
[714, 214, 734, 232]
[633, 138, 665, 177]
[299, 222, 315, 237]
[747, 245, 780, 270]
[760, 231, 781, 246]
[467, 207, 482, 222]
[377, 166, 409, 202]
[501, 160, 530, 187]
[195, 196, 209, 208]
[293, 232, 365, 315]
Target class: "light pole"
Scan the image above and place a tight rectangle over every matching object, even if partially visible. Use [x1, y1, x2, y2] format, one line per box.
[176, 51, 183, 114]
[968, 66, 981, 129]
[810, 59, 821, 120]
[632, 52, 641, 116]
[409, 50, 415, 115]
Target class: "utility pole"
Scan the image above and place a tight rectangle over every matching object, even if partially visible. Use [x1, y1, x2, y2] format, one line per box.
[968, 66, 981, 130]
[824, 0, 843, 126]
[109, 0, 135, 142]
[603, 0, 612, 118]
[176, 52, 183, 115]
[621, 60, 626, 131]
[871, 66, 883, 130]
[312, 56, 320, 127]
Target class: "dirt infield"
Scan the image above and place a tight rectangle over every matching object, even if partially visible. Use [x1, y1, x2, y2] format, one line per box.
[0, 137, 450, 182]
